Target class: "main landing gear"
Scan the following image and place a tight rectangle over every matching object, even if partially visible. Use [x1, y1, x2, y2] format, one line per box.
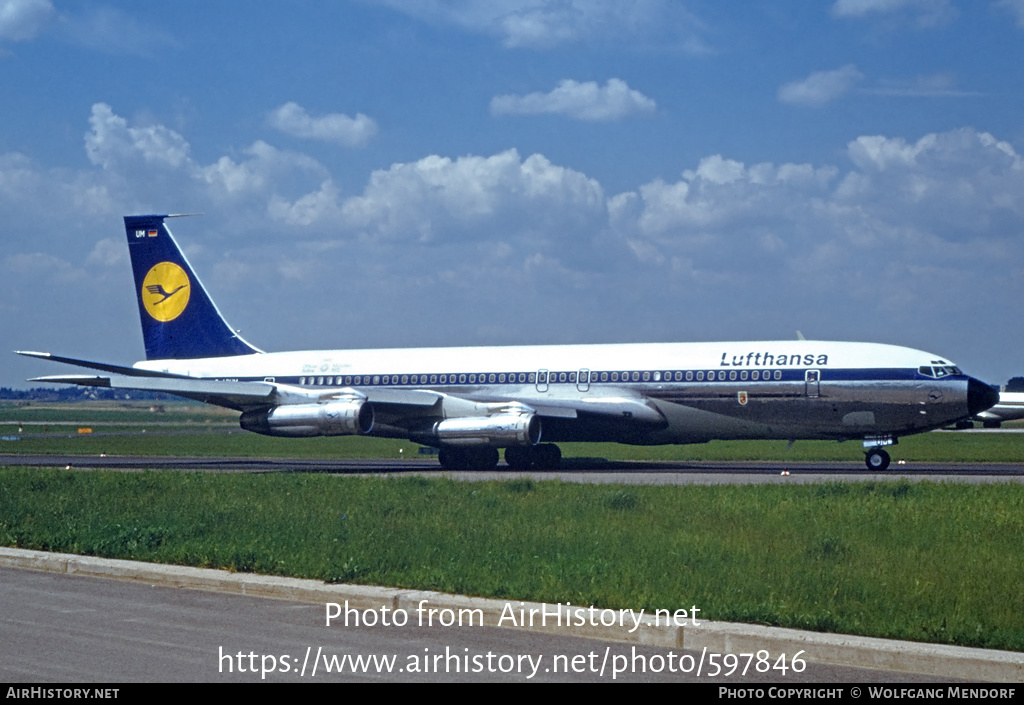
[437, 444, 562, 471]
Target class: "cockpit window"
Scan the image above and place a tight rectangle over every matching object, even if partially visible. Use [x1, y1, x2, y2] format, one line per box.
[919, 365, 962, 378]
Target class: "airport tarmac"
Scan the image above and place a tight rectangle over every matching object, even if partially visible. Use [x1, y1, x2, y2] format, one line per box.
[1, 453, 1023, 484]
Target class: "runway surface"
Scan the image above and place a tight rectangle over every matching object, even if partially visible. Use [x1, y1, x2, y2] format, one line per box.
[2, 453, 1023, 484]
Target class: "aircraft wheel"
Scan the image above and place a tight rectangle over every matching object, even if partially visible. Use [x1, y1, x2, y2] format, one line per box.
[504, 446, 533, 470]
[439, 447, 499, 471]
[533, 444, 562, 470]
[865, 448, 891, 472]
[438, 448, 468, 471]
[471, 448, 500, 470]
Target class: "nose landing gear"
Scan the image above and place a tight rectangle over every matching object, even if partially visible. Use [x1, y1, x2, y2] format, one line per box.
[865, 447, 891, 471]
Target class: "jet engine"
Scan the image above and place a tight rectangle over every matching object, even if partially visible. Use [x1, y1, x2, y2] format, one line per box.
[240, 399, 374, 438]
[429, 412, 542, 447]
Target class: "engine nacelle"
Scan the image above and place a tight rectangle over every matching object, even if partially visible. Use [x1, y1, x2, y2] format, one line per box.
[430, 413, 541, 447]
[240, 399, 374, 438]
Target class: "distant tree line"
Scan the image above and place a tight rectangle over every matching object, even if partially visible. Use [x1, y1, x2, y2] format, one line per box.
[0, 387, 179, 402]
[1007, 378, 1024, 393]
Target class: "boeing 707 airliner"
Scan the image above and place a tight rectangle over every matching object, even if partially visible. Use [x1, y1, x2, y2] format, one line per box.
[19, 215, 999, 472]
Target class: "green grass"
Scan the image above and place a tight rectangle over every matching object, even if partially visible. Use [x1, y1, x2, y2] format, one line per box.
[1, 468, 1023, 652]
[2, 430, 1022, 463]
[2, 400, 1022, 462]
[3, 402, 1023, 652]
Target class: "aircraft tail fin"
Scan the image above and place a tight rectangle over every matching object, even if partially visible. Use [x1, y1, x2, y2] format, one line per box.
[124, 215, 261, 360]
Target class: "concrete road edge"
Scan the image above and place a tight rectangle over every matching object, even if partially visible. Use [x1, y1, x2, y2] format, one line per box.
[2, 546, 1021, 682]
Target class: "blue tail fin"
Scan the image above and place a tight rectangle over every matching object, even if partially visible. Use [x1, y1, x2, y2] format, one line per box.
[124, 215, 261, 360]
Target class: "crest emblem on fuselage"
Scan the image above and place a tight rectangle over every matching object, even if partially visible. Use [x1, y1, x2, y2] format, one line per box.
[142, 262, 190, 322]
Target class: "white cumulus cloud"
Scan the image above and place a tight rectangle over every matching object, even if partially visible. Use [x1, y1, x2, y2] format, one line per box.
[268, 102, 378, 148]
[491, 78, 656, 121]
[778, 65, 864, 107]
[335, 149, 606, 242]
[84, 103, 191, 170]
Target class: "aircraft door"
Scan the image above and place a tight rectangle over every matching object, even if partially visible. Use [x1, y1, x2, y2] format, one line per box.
[577, 368, 590, 392]
[805, 369, 820, 397]
[536, 369, 549, 393]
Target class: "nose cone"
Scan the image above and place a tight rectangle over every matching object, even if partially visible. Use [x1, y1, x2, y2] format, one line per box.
[967, 377, 1000, 416]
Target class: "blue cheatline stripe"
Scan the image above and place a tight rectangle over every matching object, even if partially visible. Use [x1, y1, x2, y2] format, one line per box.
[214, 366, 934, 388]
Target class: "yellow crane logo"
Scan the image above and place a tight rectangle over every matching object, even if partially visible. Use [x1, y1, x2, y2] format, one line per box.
[141, 262, 190, 322]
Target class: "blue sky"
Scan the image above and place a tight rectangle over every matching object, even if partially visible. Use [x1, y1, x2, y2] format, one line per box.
[2, 0, 1024, 390]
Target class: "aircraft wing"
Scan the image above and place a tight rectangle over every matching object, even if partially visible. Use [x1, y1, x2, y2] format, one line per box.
[27, 370, 448, 414]
[29, 368, 665, 435]
[23, 350, 665, 441]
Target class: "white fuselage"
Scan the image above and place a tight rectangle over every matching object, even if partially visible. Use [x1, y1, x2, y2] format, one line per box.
[133, 339, 979, 446]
